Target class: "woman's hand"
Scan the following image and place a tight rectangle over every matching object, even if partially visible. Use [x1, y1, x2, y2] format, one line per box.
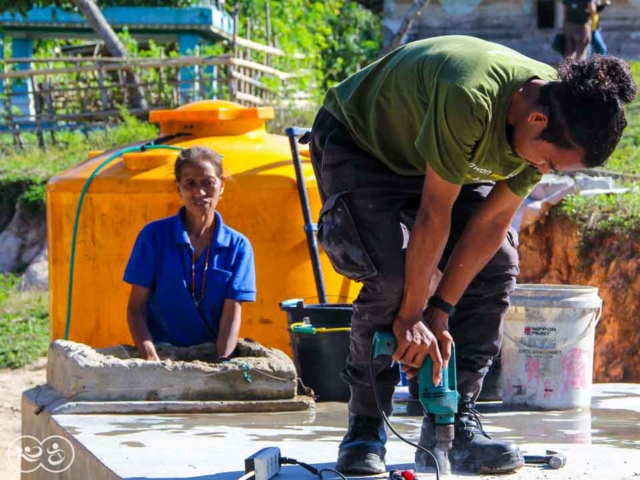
[127, 285, 160, 360]
[216, 299, 242, 359]
[141, 340, 160, 361]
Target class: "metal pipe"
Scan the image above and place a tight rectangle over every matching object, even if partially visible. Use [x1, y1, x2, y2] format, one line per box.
[286, 127, 328, 304]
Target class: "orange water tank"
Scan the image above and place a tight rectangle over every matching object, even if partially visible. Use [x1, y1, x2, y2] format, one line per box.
[47, 101, 358, 354]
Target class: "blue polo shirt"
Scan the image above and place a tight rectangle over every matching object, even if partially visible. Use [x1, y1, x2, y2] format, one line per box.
[123, 208, 256, 347]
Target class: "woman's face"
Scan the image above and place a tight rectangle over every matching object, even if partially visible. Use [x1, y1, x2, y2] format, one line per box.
[176, 160, 225, 216]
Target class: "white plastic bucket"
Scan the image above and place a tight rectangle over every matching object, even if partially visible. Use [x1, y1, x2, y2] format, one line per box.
[501, 284, 602, 410]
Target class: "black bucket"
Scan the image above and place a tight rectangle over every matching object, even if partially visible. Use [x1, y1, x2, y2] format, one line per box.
[281, 299, 352, 402]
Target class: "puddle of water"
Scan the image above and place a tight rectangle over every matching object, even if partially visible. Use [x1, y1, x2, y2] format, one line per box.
[121, 441, 146, 448]
[82, 389, 639, 449]
[64, 426, 81, 435]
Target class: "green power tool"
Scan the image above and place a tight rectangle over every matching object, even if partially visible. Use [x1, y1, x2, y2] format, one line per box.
[372, 331, 459, 474]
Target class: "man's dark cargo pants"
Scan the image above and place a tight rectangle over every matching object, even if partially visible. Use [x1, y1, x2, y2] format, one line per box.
[309, 108, 520, 418]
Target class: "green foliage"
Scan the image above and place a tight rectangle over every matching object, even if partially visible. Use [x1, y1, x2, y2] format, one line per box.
[19, 183, 47, 217]
[604, 61, 640, 175]
[267, 104, 319, 136]
[0, 273, 49, 369]
[0, 177, 30, 230]
[2, 34, 10, 59]
[116, 29, 181, 104]
[317, 1, 382, 90]
[559, 192, 640, 260]
[0, 273, 18, 306]
[225, 0, 382, 100]
[0, 112, 158, 213]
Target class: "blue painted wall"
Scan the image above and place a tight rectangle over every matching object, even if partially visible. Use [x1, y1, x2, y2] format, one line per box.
[0, 6, 233, 37]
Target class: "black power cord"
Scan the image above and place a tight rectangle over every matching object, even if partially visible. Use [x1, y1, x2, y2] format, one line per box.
[369, 348, 441, 480]
[270, 345, 444, 480]
[281, 457, 347, 479]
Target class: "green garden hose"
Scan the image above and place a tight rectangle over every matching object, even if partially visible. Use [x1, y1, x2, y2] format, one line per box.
[64, 144, 183, 340]
[289, 322, 351, 335]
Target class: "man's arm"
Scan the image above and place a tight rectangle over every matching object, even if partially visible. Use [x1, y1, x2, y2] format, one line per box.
[435, 181, 523, 305]
[392, 165, 460, 385]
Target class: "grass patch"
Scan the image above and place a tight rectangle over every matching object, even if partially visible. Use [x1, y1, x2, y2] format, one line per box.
[0, 111, 158, 181]
[561, 192, 640, 240]
[0, 111, 159, 215]
[559, 191, 640, 263]
[605, 62, 640, 175]
[0, 274, 49, 369]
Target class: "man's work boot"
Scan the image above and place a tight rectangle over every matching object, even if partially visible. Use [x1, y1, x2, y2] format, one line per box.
[415, 415, 452, 474]
[451, 403, 524, 474]
[415, 405, 524, 474]
[335, 414, 387, 475]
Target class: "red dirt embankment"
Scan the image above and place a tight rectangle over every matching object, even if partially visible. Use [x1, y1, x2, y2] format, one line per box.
[518, 211, 640, 382]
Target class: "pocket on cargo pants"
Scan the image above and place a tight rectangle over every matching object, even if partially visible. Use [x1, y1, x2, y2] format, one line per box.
[317, 193, 378, 282]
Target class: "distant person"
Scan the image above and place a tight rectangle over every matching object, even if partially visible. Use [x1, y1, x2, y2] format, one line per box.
[591, 0, 611, 55]
[124, 146, 256, 361]
[563, 0, 597, 60]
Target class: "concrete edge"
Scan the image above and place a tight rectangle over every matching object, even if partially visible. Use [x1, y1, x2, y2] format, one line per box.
[23, 385, 316, 415]
[21, 389, 122, 480]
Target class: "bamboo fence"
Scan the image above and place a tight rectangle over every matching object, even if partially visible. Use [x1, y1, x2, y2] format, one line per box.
[0, 42, 293, 147]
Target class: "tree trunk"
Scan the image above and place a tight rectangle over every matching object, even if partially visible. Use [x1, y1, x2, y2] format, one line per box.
[379, 0, 432, 58]
[70, 0, 148, 110]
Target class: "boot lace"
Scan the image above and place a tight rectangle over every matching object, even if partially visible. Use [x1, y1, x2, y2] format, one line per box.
[460, 406, 491, 439]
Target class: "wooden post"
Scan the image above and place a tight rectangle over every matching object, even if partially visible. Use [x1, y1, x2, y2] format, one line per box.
[76, 61, 90, 120]
[265, 0, 272, 67]
[119, 69, 129, 108]
[230, 4, 240, 102]
[246, 19, 253, 100]
[158, 62, 167, 105]
[42, 79, 57, 145]
[30, 76, 45, 149]
[197, 66, 206, 101]
[96, 64, 110, 111]
[3, 86, 24, 149]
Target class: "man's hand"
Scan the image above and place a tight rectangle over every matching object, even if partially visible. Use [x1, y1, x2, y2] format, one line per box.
[424, 307, 454, 369]
[392, 316, 442, 384]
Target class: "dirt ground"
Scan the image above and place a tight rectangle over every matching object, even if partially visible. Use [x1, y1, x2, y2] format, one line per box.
[0, 357, 47, 480]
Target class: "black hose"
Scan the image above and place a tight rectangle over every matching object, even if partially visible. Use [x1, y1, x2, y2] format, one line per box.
[286, 127, 328, 303]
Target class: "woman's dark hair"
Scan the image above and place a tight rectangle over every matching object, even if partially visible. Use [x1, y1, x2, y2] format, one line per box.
[174, 146, 224, 181]
[537, 55, 636, 168]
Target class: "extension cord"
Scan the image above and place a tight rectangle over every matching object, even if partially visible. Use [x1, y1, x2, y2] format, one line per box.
[245, 447, 281, 480]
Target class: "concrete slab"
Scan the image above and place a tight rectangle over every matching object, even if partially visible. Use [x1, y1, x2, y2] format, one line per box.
[24, 385, 315, 415]
[18, 384, 640, 480]
[47, 340, 297, 402]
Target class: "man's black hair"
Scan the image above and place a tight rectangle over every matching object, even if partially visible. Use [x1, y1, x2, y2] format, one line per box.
[537, 55, 636, 168]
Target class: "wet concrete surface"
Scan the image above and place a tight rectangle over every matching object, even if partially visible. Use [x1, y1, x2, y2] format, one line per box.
[52, 383, 640, 479]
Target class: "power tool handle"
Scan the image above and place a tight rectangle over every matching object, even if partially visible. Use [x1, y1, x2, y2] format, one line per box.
[372, 331, 397, 357]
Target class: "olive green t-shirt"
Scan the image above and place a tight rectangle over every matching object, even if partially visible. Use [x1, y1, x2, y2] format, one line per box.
[563, 0, 593, 24]
[323, 36, 558, 198]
